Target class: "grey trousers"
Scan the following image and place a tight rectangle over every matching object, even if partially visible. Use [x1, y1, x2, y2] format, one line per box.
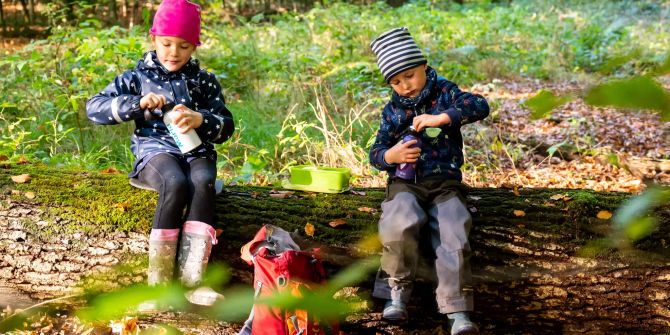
[372, 178, 474, 314]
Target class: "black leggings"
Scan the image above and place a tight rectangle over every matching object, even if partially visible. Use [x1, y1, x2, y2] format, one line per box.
[138, 153, 217, 229]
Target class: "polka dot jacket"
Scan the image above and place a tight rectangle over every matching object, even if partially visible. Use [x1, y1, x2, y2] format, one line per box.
[86, 51, 234, 177]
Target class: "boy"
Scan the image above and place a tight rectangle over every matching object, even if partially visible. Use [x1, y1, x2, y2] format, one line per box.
[369, 27, 489, 335]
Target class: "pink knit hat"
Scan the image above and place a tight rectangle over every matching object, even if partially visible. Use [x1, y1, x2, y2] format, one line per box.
[149, 0, 201, 46]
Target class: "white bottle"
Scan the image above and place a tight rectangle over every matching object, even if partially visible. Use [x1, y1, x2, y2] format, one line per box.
[163, 109, 202, 154]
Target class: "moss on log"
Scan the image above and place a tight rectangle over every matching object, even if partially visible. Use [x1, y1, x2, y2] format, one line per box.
[1, 163, 669, 333]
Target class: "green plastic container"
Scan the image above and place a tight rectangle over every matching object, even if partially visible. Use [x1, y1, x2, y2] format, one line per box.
[282, 165, 351, 193]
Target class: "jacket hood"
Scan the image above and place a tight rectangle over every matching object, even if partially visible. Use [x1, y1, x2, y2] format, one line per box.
[136, 51, 201, 77]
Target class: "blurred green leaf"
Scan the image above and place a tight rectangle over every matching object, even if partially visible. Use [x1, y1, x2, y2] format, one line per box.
[326, 257, 379, 294]
[77, 284, 187, 321]
[524, 90, 573, 119]
[611, 186, 670, 243]
[209, 287, 255, 321]
[0, 308, 44, 333]
[654, 52, 670, 76]
[613, 186, 670, 230]
[201, 263, 231, 288]
[258, 288, 351, 319]
[584, 76, 670, 120]
[139, 324, 183, 335]
[599, 49, 641, 74]
[623, 216, 657, 242]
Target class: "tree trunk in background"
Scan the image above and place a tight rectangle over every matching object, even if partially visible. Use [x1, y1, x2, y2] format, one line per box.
[0, 165, 668, 333]
[122, 0, 129, 20]
[27, 0, 34, 24]
[109, 0, 118, 25]
[64, 0, 75, 22]
[17, 0, 29, 24]
[0, 0, 5, 34]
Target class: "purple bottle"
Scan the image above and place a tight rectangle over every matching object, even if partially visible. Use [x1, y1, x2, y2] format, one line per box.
[395, 126, 421, 180]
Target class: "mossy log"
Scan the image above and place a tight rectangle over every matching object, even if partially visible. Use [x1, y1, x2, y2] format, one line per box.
[0, 164, 668, 333]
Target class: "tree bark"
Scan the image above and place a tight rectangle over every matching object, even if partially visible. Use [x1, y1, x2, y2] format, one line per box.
[17, 0, 29, 24]
[27, 0, 33, 24]
[0, 164, 668, 333]
[109, 0, 118, 25]
[0, 0, 5, 34]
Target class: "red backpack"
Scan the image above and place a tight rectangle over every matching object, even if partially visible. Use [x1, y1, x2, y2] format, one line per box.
[238, 225, 340, 335]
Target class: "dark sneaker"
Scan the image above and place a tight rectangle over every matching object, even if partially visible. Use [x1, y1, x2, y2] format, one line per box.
[382, 300, 408, 321]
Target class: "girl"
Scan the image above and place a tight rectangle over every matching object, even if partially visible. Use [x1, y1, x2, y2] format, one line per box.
[86, 0, 234, 307]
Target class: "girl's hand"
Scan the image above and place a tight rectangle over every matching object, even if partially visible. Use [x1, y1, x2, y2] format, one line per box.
[384, 139, 421, 164]
[140, 93, 167, 111]
[412, 113, 450, 132]
[171, 105, 203, 133]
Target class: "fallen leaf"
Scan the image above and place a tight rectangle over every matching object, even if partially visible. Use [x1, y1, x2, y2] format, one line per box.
[113, 202, 130, 212]
[356, 234, 381, 253]
[468, 196, 482, 201]
[350, 190, 366, 196]
[357, 207, 377, 214]
[16, 156, 29, 165]
[24, 192, 35, 199]
[109, 316, 138, 335]
[517, 224, 526, 228]
[597, 210, 613, 220]
[0, 155, 8, 161]
[122, 316, 138, 335]
[329, 219, 347, 228]
[513, 187, 521, 197]
[100, 167, 119, 174]
[304, 223, 315, 237]
[543, 202, 556, 207]
[513, 210, 526, 217]
[11, 174, 30, 183]
[549, 193, 571, 201]
[269, 190, 294, 199]
[40, 324, 53, 333]
[10, 189, 20, 195]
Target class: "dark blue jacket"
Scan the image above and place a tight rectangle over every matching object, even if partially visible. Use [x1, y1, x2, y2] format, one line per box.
[369, 70, 489, 182]
[86, 51, 234, 177]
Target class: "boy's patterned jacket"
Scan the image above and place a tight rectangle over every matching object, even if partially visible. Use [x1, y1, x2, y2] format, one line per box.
[86, 51, 234, 177]
[369, 67, 489, 182]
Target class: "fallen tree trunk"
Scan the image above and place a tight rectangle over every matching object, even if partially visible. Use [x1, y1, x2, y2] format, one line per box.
[0, 163, 668, 333]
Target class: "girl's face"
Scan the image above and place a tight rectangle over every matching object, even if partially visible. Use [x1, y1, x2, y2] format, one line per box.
[389, 64, 428, 98]
[151, 35, 196, 72]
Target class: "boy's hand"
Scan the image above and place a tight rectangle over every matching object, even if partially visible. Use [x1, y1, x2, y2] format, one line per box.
[140, 93, 167, 111]
[384, 140, 421, 164]
[171, 105, 203, 133]
[412, 113, 450, 132]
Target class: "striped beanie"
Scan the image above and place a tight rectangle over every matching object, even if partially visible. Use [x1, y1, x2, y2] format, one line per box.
[370, 27, 427, 83]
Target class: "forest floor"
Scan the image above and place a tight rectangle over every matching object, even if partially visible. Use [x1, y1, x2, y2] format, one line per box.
[455, 77, 669, 194]
[3, 78, 669, 335]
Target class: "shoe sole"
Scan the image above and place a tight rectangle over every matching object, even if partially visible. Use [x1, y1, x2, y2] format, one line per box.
[452, 326, 479, 335]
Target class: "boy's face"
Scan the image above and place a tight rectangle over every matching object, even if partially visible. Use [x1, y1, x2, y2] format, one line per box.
[151, 35, 196, 72]
[389, 64, 428, 98]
